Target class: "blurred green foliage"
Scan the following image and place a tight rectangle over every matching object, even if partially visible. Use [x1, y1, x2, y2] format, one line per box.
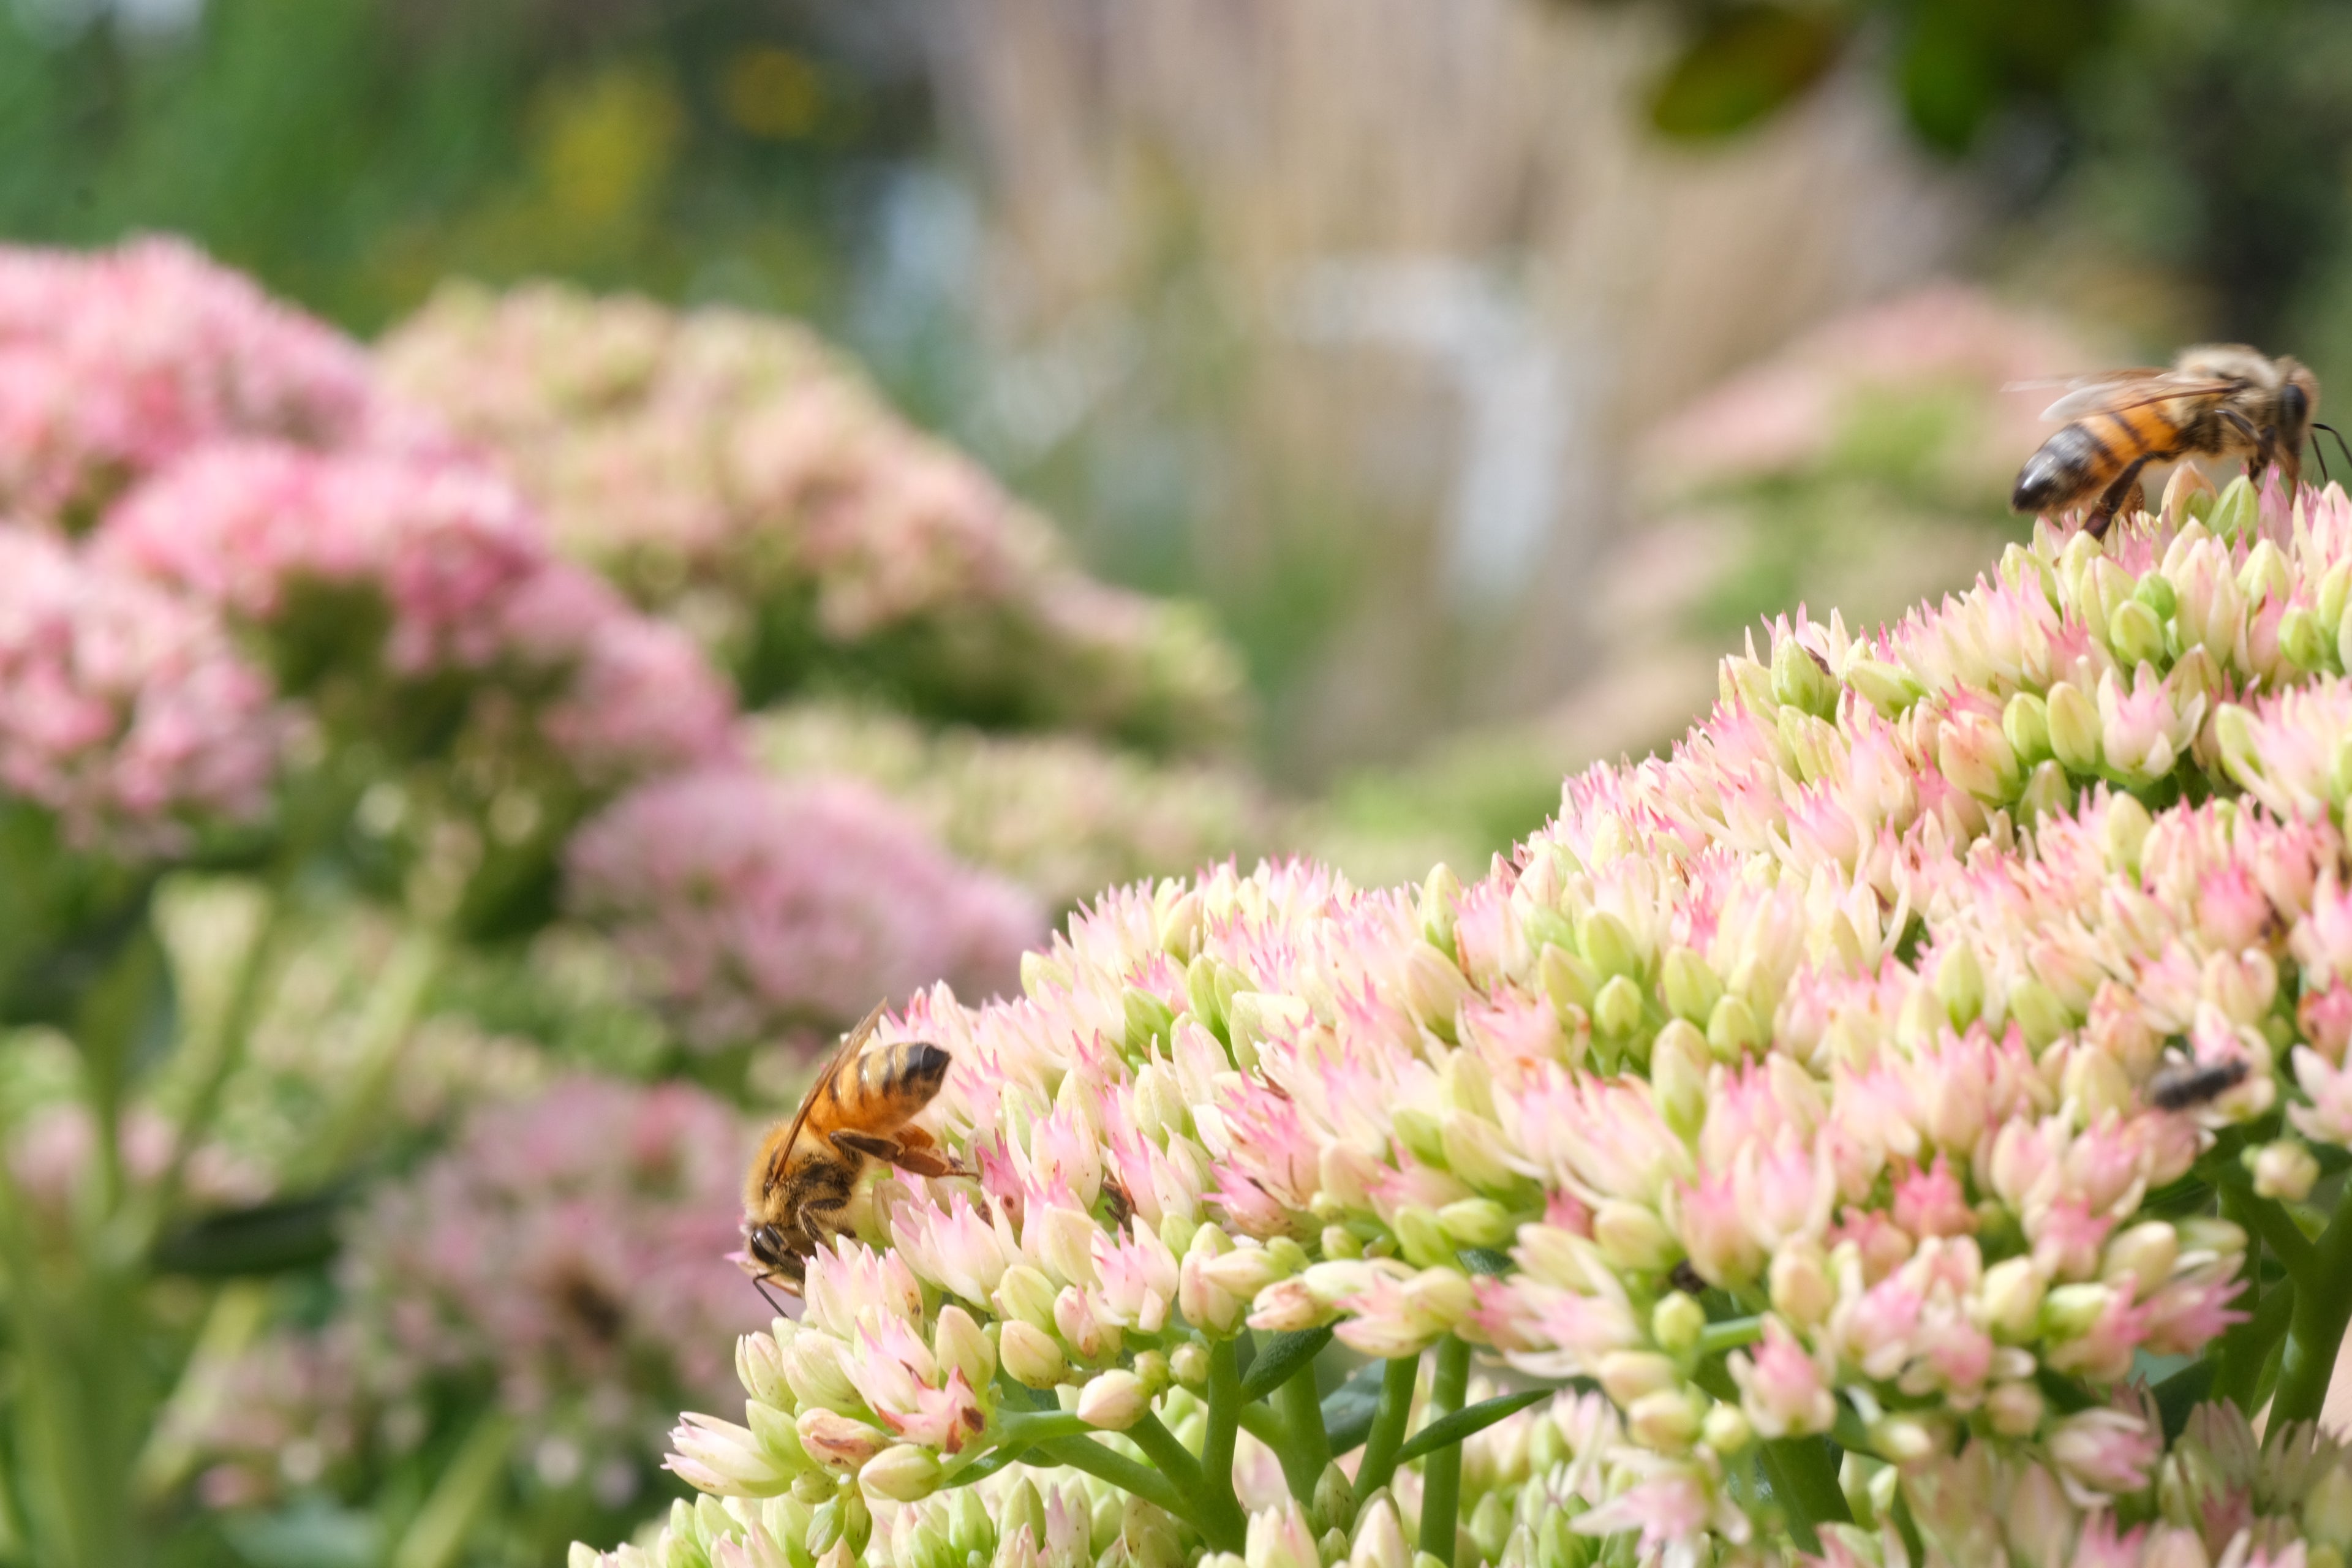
[0, 0, 923, 333]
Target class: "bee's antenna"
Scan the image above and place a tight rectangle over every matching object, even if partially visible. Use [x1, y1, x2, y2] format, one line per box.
[2314, 430, 2334, 484]
[752, 1276, 790, 1315]
[2319, 423, 2352, 480]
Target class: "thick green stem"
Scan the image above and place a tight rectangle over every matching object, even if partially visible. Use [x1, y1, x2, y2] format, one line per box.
[1126, 1412, 1209, 1504]
[1758, 1437, 1849, 1555]
[1035, 1438, 1210, 1539]
[1415, 1335, 1473, 1567]
[2269, 1179, 2352, 1426]
[1198, 1337, 1248, 1548]
[1352, 1354, 1421, 1501]
[1272, 1349, 1332, 1501]
[132, 1281, 271, 1504]
[140, 888, 282, 1242]
[2221, 1180, 2317, 1283]
[389, 1408, 514, 1568]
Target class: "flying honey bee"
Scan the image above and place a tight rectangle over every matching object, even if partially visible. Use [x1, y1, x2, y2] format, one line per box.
[741, 1002, 966, 1304]
[2011, 345, 2348, 538]
[2146, 1056, 2250, 1114]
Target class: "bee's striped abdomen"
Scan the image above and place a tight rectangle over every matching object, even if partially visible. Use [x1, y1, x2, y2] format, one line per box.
[840, 1038, 951, 1127]
[2012, 401, 2192, 514]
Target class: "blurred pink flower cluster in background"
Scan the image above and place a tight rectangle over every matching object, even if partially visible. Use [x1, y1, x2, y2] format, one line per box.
[567, 771, 1037, 1049]
[198, 1076, 767, 1511]
[0, 236, 1036, 1032]
[379, 281, 1248, 755]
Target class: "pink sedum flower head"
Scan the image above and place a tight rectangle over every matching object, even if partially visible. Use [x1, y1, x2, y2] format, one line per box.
[378, 279, 1249, 754]
[566, 769, 1042, 1045]
[0, 527, 281, 857]
[0, 238, 415, 526]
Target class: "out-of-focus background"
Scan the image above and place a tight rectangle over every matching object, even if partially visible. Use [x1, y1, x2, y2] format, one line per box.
[1, 1, 2348, 1564]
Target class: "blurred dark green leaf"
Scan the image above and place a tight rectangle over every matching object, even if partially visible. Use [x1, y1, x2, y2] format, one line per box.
[1649, 6, 1844, 140]
[151, 1191, 348, 1276]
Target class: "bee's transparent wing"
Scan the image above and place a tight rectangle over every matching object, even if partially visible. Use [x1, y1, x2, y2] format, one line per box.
[2030, 371, 2236, 424]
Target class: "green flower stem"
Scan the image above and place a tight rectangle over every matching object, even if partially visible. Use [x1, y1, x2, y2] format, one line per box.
[140, 887, 283, 1242]
[1352, 1354, 1422, 1501]
[1196, 1336, 1247, 1545]
[1758, 1436, 1849, 1556]
[131, 1280, 271, 1504]
[389, 1407, 515, 1568]
[1697, 1317, 1765, 1357]
[282, 927, 442, 1186]
[1035, 1438, 1211, 1540]
[2219, 1178, 2317, 1284]
[938, 1412, 1091, 1487]
[1125, 1412, 1210, 1507]
[1415, 1335, 1472, 1567]
[2268, 1177, 2352, 1426]
[2213, 1224, 2293, 1416]
[1272, 1350, 1331, 1501]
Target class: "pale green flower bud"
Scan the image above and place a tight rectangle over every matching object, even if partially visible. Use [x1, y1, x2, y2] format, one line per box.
[1312, 1461, 1357, 1537]
[1578, 910, 1640, 978]
[739, 1332, 792, 1410]
[2209, 475, 2258, 541]
[1077, 1370, 1149, 1430]
[1769, 1242, 1836, 1329]
[994, 1265, 1060, 1330]
[2284, 605, 2332, 673]
[1393, 1205, 1453, 1269]
[1158, 888, 1204, 958]
[2040, 1281, 2113, 1340]
[1349, 1495, 1408, 1568]
[2324, 559, 2352, 631]
[1703, 1401, 1754, 1455]
[1936, 943, 1985, 1030]
[2108, 597, 2167, 669]
[2251, 1140, 2321, 1203]
[859, 1445, 941, 1503]
[1439, 1111, 1521, 1191]
[1171, 1341, 1210, 1390]
[1000, 1321, 1068, 1388]
[935, 1306, 996, 1392]
[1591, 1199, 1678, 1272]
[1651, 1019, 1709, 1138]
[1438, 1198, 1515, 1249]
[1022, 951, 1072, 999]
[2008, 978, 2073, 1048]
[2135, 568, 2178, 620]
[1869, 1414, 1939, 1465]
[2103, 1221, 2179, 1289]
[1419, 864, 1461, 951]
[1392, 1106, 1447, 1167]
[2103, 793, 2153, 874]
[2003, 692, 2052, 766]
[1321, 1226, 1363, 1262]
[1771, 635, 1839, 718]
[1660, 948, 1722, 1023]
[1131, 1350, 1171, 1396]
[1186, 954, 1228, 1039]
[1706, 993, 1760, 1058]
[2046, 680, 2101, 772]
[1539, 946, 1598, 1016]
[2086, 557, 2136, 630]
[2241, 537, 2291, 605]
[1596, 1350, 1681, 1406]
[1124, 987, 1175, 1057]
[2018, 760, 2071, 827]
[1594, 974, 1644, 1039]
[1845, 657, 1923, 717]
[1982, 1256, 2045, 1341]
[1651, 1292, 1705, 1355]
[1985, 1380, 2044, 1438]
[1627, 1389, 1703, 1452]
[2308, 1465, 2352, 1551]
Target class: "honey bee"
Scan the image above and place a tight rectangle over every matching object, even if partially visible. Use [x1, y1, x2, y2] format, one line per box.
[742, 1002, 967, 1303]
[2146, 1056, 2250, 1114]
[2011, 345, 2345, 538]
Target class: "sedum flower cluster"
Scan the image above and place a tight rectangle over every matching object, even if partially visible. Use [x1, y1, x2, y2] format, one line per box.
[590, 469, 2352, 1568]
[375, 281, 1249, 755]
[752, 703, 1277, 915]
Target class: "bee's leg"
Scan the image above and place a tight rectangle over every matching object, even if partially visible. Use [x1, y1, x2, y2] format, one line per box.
[834, 1126, 965, 1179]
[2087, 457, 2153, 539]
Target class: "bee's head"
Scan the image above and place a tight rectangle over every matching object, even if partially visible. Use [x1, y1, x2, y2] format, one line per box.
[741, 1222, 804, 1300]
